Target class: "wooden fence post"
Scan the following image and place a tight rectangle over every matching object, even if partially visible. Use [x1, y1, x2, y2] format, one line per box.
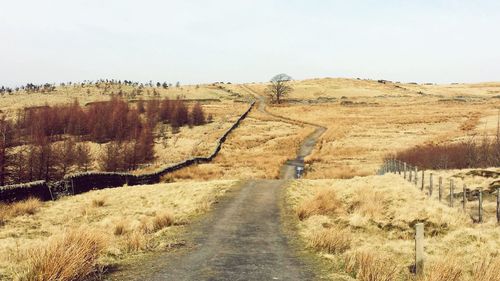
[429, 173, 433, 197]
[409, 167, 413, 182]
[462, 184, 467, 211]
[497, 188, 500, 224]
[421, 170, 425, 191]
[414, 167, 418, 186]
[479, 189, 483, 223]
[438, 177, 442, 202]
[450, 179, 454, 207]
[415, 223, 424, 276]
[404, 163, 407, 180]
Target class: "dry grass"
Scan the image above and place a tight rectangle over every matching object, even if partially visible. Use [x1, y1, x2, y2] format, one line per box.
[286, 174, 499, 280]
[296, 189, 343, 220]
[472, 256, 500, 281]
[0, 198, 42, 225]
[0, 180, 236, 279]
[420, 257, 463, 281]
[167, 109, 315, 181]
[113, 220, 128, 236]
[152, 211, 175, 232]
[344, 251, 399, 281]
[247, 78, 500, 179]
[308, 226, 351, 254]
[91, 198, 106, 208]
[17, 228, 107, 281]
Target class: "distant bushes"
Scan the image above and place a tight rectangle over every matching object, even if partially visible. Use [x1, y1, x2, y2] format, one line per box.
[0, 96, 207, 185]
[392, 136, 500, 170]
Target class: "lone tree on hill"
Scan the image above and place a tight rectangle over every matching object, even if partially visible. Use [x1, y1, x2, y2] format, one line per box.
[267, 73, 293, 104]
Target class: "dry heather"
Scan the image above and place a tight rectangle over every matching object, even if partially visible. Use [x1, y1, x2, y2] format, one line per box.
[166, 109, 315, 181]
[0, 180, 236, 280]
[286, 174, 500, 280]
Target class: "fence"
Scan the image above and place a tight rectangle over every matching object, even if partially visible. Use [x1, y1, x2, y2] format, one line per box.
[0, 101, 255, 203]
[379, 158, 499, 224]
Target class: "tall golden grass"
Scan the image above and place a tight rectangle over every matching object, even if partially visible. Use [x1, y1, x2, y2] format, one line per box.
[308, 226, 351, 254]
[287, 175, 500, 280]
[296, 189, 343, 220]
[17, 229, 107, 281]
[0, 198, 42, 225]
[344, 251, 399, 281]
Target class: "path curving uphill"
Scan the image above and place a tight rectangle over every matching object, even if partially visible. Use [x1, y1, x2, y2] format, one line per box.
[106, 87, 327, 281]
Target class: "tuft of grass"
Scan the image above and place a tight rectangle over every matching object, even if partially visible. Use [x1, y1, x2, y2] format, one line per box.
[18, 228, 107, 281]
[113, 221, 128, 236]
[152, 212, 175, 232]
[124, 231, 151, 253]
[0, 198, 42, 225]
[419, 257, 463, 281]
[91, 198, 106, 208]
[350, 187, 386, 219]
[308, 226, 351, 254]
[296, 189, 342, 220]
[344, 251, 399, 281]
[472, 256, 500, 281]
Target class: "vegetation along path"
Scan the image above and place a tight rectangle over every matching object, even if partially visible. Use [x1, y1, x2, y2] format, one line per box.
[106, 95, 326, 281]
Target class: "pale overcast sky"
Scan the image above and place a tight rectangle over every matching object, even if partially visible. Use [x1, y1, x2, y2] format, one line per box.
[1, 0, 499, 86]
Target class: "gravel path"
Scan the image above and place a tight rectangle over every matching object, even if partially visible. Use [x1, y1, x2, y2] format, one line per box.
[106, 95, 326, 280]
[106, 180, 318, 281]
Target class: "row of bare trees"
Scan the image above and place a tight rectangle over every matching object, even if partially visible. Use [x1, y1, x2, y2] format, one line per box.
[0, 96, 207, 185]
[392, 134, 500, 170]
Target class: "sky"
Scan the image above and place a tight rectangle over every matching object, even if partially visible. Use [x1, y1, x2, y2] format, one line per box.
[1, 0, 499, 86]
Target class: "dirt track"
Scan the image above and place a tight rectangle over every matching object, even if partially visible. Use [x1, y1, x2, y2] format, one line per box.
[106, 94, 326, 281]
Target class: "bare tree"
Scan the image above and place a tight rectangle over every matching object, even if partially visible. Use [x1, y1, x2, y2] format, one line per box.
[267, 73, 293, 104]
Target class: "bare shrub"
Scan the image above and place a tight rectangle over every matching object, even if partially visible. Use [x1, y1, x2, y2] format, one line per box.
[472, 256, 500, 281]
[297, 189, 342, 220]
[19, 229, 107, 281]
[392, 134, 499, 170]
[344, 251, 399, 281]
[308, 226, 351, 254]
[419, 257, 463, 281]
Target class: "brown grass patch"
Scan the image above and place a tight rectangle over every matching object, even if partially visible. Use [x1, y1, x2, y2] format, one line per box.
[296, 189, 343, 220]
[124, 231, 149, 253]
[350, 187, 386, 219]
[344, 251, 399, 281]
[113, 220, 128, 236]
[17, 228, 107, 281]
[152, 212, 175, 232]
[472, 256, 500, 281]
[91, 198, 106, 208]
[0, 198, 42, 225]
[420, 257, 463, 281]
[308, 226, 351, 254]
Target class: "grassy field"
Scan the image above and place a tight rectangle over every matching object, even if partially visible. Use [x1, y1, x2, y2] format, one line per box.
[0, 180, 237, 280]
[247, 79, 500, 179]
[166, 109, 315, 180]
[0, 83, 241, 119]
[286, 172, 500, 281]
